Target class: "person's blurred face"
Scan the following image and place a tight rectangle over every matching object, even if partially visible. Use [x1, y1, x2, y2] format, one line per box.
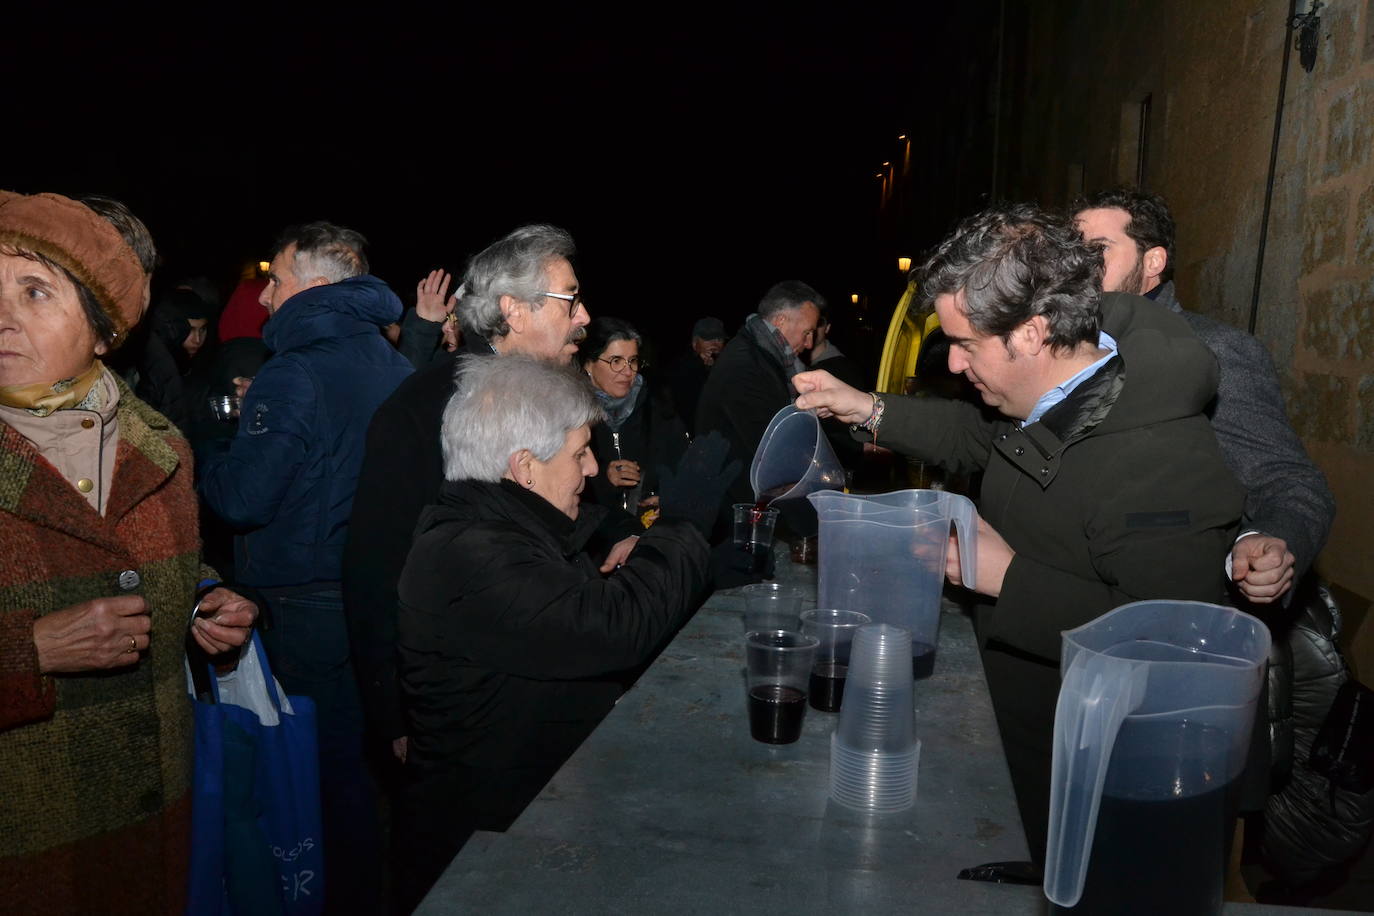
[936, 290, 1037, 420]
[442, 313, 462, 352]
[259, 243, 328, 315]
[586, 337, 639, 399]
[692, 336, 724, 366]
[182, 318, 209, 358]
[0, 253, 105, 388]
[529, 423, 598, 520]
[515, 257, 589, 364]
[772, 301, 821, 355]
[1075, 207, 1148, 295]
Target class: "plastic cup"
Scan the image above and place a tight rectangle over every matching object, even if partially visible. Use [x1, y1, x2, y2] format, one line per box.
[744, 630, 819, 745]
[741, 583, 803, 634]
[800, 609, 871, 712]
[830, 623, 919, 813]
[732, 503, 778, 576]
[208, 394, 241, 421]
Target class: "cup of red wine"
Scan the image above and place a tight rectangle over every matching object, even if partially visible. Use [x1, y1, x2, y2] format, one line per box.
[800, 609, 871, 712]
[744, 629, 819, 744]
[732, 503, 779, 576]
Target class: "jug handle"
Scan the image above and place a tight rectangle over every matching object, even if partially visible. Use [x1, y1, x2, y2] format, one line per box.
[945, 493, 979, 592]
[1042, 652, 1148, 908]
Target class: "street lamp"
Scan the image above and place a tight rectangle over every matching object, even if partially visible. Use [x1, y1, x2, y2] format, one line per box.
[897, 257, 912, 273]
[851, 293, 860, 305]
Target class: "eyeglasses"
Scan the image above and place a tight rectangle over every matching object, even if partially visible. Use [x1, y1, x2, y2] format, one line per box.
[595, 355, 645, 373]
[539, 291, 586, 317]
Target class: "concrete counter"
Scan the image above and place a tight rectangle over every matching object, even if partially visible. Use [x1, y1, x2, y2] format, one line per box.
[417, 551, 1345, 914]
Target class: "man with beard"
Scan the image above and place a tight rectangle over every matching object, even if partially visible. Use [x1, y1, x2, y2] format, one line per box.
[793, 203, 1243, 863]
[344, 225, 645, 780]
[1074, 188, 1334, 604]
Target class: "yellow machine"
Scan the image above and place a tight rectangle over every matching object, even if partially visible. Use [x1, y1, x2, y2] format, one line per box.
[875, 279, 941, 394]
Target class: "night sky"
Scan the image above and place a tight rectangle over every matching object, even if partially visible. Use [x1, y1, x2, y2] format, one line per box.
[6, 6, 988, 359]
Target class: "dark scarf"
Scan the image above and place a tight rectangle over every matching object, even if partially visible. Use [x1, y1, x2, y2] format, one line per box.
[593, 373, 643, 432]
[742, 314, 806, 394]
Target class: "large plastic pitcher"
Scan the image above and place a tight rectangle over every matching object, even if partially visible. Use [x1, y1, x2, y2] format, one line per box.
[806, 489, 977, 677]
[1044, 600, 1271, 914]
[749, 406, 846, 536]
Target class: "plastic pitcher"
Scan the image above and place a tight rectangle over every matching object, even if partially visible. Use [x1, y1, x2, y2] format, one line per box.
[749, 406, 846, 536]
[806, 489, 977, 677]
[1044, 600, 1271, 913]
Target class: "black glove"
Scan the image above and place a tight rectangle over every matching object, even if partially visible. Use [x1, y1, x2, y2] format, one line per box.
[707, 539, 773, 589]
[657, 431, 740, 538]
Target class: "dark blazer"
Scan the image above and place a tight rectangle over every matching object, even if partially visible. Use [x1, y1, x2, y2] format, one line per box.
[342, 339, 477, 743]
[1153, 281, 1335, 580]
[694, 330, 793, 505]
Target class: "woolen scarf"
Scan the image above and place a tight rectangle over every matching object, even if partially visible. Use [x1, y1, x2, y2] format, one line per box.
[742, 313, 806, 394]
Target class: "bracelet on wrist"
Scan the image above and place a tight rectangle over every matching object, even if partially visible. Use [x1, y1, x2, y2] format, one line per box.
[855, 392, 885, 440]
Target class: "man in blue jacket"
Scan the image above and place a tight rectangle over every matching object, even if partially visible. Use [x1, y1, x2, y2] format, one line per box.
[199, 221, 413, 914]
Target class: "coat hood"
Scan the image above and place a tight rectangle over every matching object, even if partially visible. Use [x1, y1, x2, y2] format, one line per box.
[264, 274, 403, 353]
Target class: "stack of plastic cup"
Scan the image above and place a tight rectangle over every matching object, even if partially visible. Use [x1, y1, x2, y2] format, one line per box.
[829, 623, 919, 814]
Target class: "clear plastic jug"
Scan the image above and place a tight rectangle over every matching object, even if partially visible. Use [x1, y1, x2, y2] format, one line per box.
[806, 489, 977, 678]
[1044, 600, 1271, 914]
[749, 406, 846, 536]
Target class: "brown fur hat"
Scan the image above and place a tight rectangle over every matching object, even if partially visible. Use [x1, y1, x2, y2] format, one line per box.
[0, 191, 147, 347]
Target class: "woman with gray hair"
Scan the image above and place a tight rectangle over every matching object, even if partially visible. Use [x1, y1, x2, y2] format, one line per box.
[392, 354, 717, 911]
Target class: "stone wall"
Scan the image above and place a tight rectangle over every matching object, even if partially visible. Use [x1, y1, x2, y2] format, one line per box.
[995, 0, 1374, 671]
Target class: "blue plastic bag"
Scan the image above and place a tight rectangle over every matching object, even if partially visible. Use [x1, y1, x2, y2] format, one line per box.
[186, 630, 324, 916]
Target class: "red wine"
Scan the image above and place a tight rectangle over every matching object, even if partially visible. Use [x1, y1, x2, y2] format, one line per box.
[808, 661, 846, 712]
[1051, 781, 1235, 914]
[912, 641, 936, 680]
[753, 482, 799, 513]
[736, 541, 771, 575]
[748, 684, 807, 744]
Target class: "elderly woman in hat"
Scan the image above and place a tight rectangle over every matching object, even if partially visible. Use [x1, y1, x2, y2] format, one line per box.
[393, 354, 726, 911]
[0, 191, 256, 915]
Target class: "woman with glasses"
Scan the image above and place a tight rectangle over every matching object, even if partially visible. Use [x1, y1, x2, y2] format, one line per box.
[579, 316, 666, 518]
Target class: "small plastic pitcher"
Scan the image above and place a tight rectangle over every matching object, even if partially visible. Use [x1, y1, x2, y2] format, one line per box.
[806, 489, 977, 677]
[1044, 600, 1271, 913]
[749, 406, 846, 536]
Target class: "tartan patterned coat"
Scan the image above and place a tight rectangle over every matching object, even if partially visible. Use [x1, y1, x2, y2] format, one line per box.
[0, 376, 201, 915]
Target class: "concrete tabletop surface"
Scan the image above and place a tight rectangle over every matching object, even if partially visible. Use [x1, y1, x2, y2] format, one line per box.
[417, 545, 1357, 915]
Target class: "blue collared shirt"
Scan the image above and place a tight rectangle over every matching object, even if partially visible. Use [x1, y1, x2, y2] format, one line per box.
[1023, 331, 1119, 426]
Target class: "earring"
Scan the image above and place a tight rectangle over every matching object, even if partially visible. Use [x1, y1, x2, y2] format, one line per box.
[526, 479, 533, 485]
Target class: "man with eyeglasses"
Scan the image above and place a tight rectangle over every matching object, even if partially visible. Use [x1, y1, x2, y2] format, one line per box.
[342, 227, 643, 835]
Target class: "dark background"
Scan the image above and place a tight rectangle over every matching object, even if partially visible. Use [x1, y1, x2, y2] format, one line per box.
[5, 4, 1000, 370]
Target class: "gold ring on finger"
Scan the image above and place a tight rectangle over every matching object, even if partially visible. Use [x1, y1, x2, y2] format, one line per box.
[127, 635, 137, 654]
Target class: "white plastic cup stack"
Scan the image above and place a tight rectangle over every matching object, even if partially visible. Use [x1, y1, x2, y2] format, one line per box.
[829, 623, 919, 813]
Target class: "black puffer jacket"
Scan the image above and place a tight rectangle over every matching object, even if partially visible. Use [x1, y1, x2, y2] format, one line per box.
[1262, 582, 1374, 887]
[396, 478, 710, 830]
